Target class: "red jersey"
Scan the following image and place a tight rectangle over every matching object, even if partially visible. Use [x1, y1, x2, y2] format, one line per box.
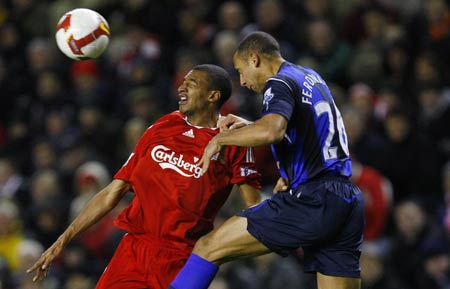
[352, 163, 392, 240]
[114, 112, 261, 246]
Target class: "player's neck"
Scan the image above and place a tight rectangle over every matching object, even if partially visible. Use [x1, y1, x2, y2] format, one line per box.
[268, 57, 285, 76]
[258, 57, 285, 90]
[186, 111, 219, 128]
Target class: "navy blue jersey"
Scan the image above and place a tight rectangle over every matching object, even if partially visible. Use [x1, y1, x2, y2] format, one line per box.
[261, 62, 351, 188]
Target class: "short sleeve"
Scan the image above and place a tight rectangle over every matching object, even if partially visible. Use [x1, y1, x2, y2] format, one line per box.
[227, 146, 262, 189]
[114, 126, 152, 182]
[261, 76, 296, 121]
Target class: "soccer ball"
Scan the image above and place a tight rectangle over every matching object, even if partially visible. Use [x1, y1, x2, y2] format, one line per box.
[55, 8, 110, 60]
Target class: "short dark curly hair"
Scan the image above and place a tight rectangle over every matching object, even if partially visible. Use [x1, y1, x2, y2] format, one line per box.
[192, 64, 232, 108]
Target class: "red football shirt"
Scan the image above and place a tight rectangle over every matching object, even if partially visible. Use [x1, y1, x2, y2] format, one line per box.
[114, 111, 261, 246]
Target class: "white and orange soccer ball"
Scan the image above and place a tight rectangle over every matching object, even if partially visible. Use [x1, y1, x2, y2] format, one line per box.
[55, 8, 110, 60]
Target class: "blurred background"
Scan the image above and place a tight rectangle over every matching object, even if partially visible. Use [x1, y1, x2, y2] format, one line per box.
[0, 0, 450, 288]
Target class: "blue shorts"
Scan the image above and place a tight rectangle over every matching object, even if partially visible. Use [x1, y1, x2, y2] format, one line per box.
[237, 176, 364, 278]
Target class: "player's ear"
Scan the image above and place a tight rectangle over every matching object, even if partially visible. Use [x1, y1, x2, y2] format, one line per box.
[208, 90, 221, 104]
[249, 52, 260, 67]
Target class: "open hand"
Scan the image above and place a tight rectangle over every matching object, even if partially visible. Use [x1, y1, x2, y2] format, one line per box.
[26, 240, 64, 282]
[198, 137, 222, 174]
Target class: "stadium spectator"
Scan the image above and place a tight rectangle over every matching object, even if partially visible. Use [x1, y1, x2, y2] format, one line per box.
[342, 105, 389, 172]
[387, 198, 448, 289]
[382, 108, 440, 203]
[69, 161, 118, 259]
[217, 1, 248, 35]
[0, 158, 25, 201]
[359, 241, 406, 289]
[416, 83, 450, 163]
[351, 160, 392, 241]
[0, 199, 24, 272]
[296, 18, 353, 87]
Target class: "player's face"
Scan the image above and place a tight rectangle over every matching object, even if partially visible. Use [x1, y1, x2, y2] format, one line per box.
[177, 70, 211, 116]
[233, 52, 264, 93]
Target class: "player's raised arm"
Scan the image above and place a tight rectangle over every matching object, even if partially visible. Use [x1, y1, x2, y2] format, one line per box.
[27, 179, 131, 281]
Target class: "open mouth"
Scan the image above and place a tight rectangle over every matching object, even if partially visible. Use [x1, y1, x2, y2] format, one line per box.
[179, 95, 187, 105]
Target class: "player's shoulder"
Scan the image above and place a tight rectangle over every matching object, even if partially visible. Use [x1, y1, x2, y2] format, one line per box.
[152, 111, 185, 126]
[136, 112, 185, 146]
[140, 111, 184, 137]
[266, 75, 295, 93]
[158, 111, 185, 121]
[265, 62, 300, 93]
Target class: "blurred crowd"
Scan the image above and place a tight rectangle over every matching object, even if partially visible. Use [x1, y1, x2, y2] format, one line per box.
[1, 0, 450, 288]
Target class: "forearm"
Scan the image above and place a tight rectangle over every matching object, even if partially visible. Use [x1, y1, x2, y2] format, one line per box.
[27, 179, 130, 281]
[216, 115, 285, 147]
[199, 114, 287, 174]
[216, 123, 272, 147]
[57, 180, 129, 245]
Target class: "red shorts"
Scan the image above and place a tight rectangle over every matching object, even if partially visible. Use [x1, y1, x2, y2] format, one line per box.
[95, 233, 192, 289]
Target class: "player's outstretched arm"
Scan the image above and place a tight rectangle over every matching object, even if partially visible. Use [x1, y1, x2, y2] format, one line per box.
[199, 113, 288, 174]
[26, 179, 131, 282]
[217, 113, 287, 147]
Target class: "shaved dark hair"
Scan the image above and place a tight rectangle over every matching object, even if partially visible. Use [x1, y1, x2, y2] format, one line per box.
[235, 31, 281, 58]
[192, 64, 232, 108]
